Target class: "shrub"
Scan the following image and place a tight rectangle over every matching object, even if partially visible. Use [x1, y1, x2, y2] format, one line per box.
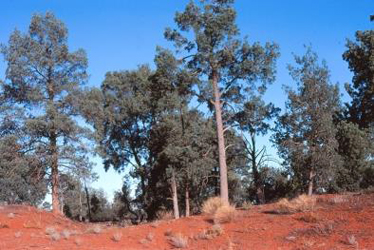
[198, 224, 224, 240]
[61, 230, 71, 239]
[156, 210, 174, 220]
[274, 195, 316, 214]
[202, 197, 225, 216]
[242, 201, 252, 210]
[86, 224, 102, 234]
[111, 232, 122, 242]
[213, 205, 237, 224]
[168, 233, 188, 248]
[50, 232, 60, 241]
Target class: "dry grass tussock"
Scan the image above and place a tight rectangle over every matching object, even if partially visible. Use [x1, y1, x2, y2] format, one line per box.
[274, 194, 316, 214]
[168, 233, 188, 248]
[202, 197, 237, 224]
[156, 210, 174, 220]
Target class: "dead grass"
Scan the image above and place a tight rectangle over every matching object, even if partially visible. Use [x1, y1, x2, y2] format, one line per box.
[45, 226, 56, 235]
[61, 230, 71, 239]
[274, 195, 316, 214]
[241, 201, 252, 210]
[202, 197, 225, 216]
[196, 224, 224, 240]
[111, 231, 122, 242]
[14, 231, 22, 238]
[50, 232, 61, 241]
[156, 210, 174, 220]
[86, 224, 102, 234]
[213, 205, 237, 224]
[202, 197, 237, 224]
[297, 212, 319, 223]
[168, 233, 188, 248]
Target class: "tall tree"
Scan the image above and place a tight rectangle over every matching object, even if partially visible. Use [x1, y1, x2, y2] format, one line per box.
[273, 48, 341, 196]
[234, 97, 280, 203]
[343, 30, 374, 129]
[1, 12, 90, 213]
[164, 0, 279, 203]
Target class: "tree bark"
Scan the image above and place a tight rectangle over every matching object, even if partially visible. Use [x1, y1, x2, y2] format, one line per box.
[171, 169, 180, 219]
[211, 70, 229, 205]
[250, 133, 265, 204]
[308, 169, 315, 196]
[50, 133, 61, 214]
[85, 184, 91, 222]
[185, 185, 190, 217]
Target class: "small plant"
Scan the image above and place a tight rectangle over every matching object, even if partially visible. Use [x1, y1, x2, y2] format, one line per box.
[168, 233, 188, 248]
[61, 230, 71, 239]
[197, 224, 224, 240]
[274, 195, 316, 214]
[111, 231, 122, 242]
[87, 224, 102, 234]
[242, 201, 252, 210]
[346, 235, 358, 247]
[7, 213, 15, 218]
[202, 197, 225, 216]
[0, 223, 9, 229]
[146, 232, 154, 241]
[50, 232, 61, 241]
[156, 210, 174, 220]
[213, 205, 237, 224]
[14, 231, 22, 238]
[297, 213, 319, 223]
[45, 226, 56, 235]
[151, 220, 160, 228]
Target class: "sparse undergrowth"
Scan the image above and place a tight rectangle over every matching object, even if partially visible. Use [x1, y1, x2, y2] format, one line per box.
[274, 195, 316, 214]
[168, 233, 188, 248]
[202, 197, 237, 224]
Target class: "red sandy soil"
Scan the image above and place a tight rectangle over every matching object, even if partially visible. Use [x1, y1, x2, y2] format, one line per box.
[1, 193, 374, 250]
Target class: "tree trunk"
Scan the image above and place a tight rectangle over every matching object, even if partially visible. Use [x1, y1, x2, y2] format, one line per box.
[50, 134, 61, 214]
[211, 70, 229, 205]
[85, 184, 91, 222]
[185, 185, 190, 217]
[171, 169, 180, 219]
[308, 169, 315, 196]
[250, 133, 265, 204]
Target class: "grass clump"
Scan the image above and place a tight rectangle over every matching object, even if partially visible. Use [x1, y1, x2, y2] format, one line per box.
[202, 197, 237, 224]
[202, 197, 225, 215]
[168, 233, 188, 248]
[111, 231, 122, 242]
[86, 224, 102, 234]
[61, 230, 71, 239]
[274, 195, 316, 214]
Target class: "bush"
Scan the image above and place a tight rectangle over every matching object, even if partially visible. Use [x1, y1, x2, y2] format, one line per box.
[202, 197, 237, 224]
[213, 205, 237, 224]
[202, 197, 225, 216]
[274, 195, 316, 214]
[168, 233, 188, 248]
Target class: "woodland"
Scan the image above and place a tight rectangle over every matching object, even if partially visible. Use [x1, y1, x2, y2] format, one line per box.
[0, 0, 373, 224]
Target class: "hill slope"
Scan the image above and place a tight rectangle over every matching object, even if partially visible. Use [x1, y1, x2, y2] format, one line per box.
[1, 193, 374, 250]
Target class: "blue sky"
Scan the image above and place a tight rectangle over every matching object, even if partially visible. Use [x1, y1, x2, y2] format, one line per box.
[1, 0, 373, 201]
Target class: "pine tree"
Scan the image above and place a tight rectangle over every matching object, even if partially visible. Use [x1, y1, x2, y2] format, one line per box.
[1, 13, 91, 213]
[273, 48, 341, 195]
[164, 0, 279, 203]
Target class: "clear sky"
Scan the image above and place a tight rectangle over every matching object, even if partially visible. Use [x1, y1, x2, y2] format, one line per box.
[1, 0, 373, 201]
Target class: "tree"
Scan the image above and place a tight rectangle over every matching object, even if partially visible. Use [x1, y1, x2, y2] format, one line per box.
[273, 48, 341, 196]
[165, 0, 279, 203]
[343, 30, 374, 129]
[234, 96, 280, 203]
[0, 105, 47, 205]
[1, 12, 90, 213]
[335, 121, 374, 191]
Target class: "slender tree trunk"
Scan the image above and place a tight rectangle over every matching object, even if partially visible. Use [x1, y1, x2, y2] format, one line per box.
[50, 134, 61, 214]
[211, 70, 229, 204]
[171, 169, 180, 219]
[308, 169, 315, 196]
[185, 185, 190, 217]
[85, 184, 91, 222]
[250, 133, 265, 204]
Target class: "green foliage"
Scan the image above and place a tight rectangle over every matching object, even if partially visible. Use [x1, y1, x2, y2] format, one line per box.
[273, 48, 341, 194]
[0, 12, 93, 211]
[335, 121, 374, 191]
[343, 30, 374, 129]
